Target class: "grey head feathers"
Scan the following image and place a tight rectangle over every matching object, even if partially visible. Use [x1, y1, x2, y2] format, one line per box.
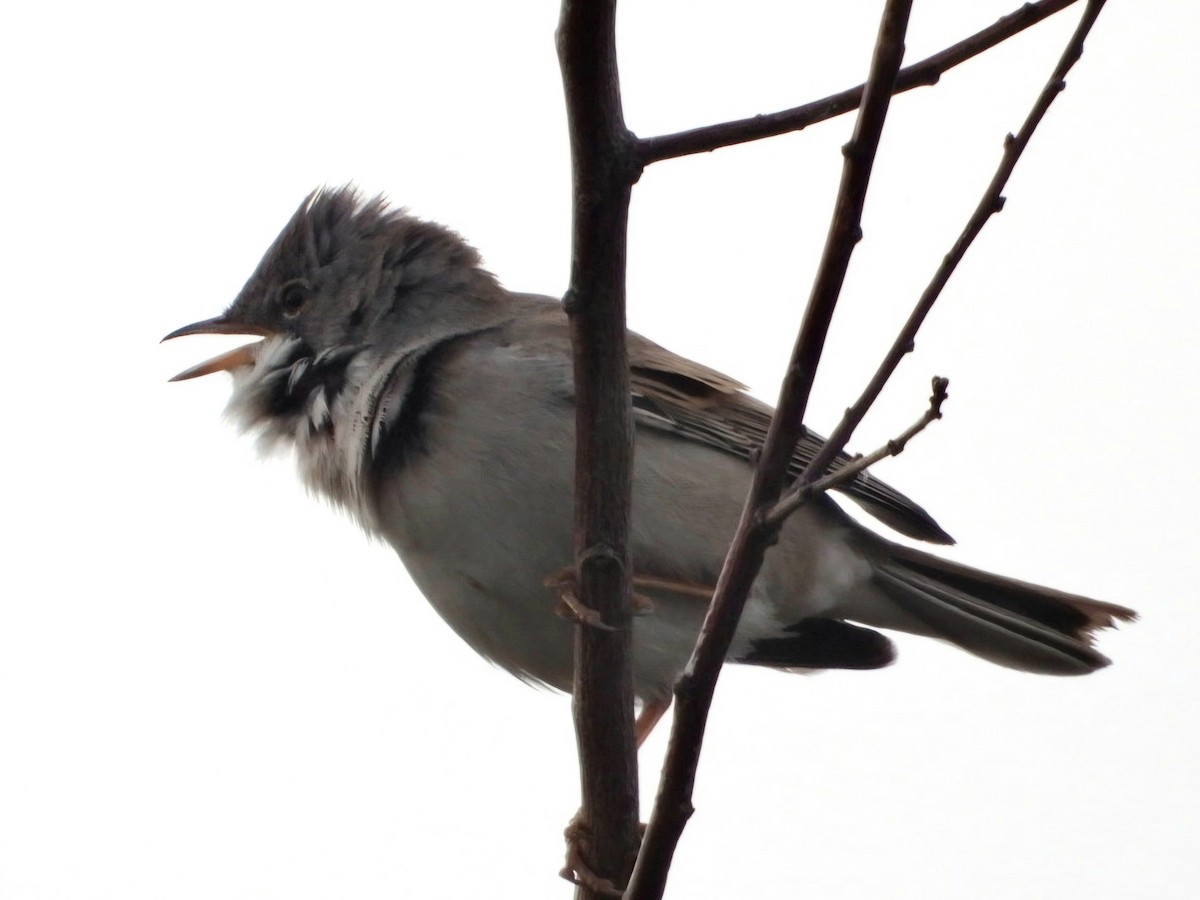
[223, 186, 500, 352]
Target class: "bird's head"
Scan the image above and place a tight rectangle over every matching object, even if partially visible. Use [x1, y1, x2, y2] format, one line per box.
[163, 186, 500, 442]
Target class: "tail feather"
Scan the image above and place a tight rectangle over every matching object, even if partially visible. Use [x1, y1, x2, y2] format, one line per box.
[873, 545, 1136, 675]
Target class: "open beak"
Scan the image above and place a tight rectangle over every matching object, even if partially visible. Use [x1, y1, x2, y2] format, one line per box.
[162, 315, 275, 382]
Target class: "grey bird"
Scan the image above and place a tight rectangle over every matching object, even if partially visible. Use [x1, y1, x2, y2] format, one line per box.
[164, 187, 1135, 743]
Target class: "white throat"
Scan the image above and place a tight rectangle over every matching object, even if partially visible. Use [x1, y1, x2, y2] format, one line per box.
[225, 336, 382, 531]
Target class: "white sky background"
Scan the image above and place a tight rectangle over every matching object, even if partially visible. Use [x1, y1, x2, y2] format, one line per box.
[1, 1, 1197, 897]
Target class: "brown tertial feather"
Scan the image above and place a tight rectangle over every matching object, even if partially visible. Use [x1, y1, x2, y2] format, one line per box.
[626, 333, 955, 545]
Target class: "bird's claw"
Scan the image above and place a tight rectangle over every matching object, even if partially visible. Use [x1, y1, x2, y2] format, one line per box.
[560, 814, 626, 897]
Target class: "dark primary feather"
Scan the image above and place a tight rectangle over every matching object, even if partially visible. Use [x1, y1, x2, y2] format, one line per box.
[869, 541, 1137, 674]
[627, 335, 955, 545]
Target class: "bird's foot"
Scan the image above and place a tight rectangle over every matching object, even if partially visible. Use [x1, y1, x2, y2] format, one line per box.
[560, 813, 626, 896]
[545, 568, 616, 631]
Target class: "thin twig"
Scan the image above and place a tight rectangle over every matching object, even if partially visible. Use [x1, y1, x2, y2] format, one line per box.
[794, 0, 1109, 494]
[767, 377, 949, 526]
[628, 5, 1111, 889]
[556, 1, 641, 897]
[624, 4, 915, 898]
[637, 0, 1080, 165]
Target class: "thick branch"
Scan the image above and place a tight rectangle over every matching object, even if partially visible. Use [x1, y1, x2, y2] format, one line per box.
[624, 3, 915, 898]
[796, 0, 1109, 491]
[637, 0, 1080, 164]
[556, 1, 642, 897]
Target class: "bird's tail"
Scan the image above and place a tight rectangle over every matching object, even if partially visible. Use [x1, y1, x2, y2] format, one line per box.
[869, 543, 1136, 674]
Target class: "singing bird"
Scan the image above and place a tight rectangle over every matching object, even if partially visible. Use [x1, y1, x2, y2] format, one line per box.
[165, 188, 1135, 742]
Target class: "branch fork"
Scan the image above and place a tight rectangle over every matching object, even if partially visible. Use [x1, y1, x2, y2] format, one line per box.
[557, 1, 1109, 898]
[766, 376, 949, 527]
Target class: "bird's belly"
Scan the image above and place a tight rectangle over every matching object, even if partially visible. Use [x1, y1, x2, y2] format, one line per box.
[371, 458, 735, 701]
[373, 448, 582, 691]
[396, 545, 579, 692]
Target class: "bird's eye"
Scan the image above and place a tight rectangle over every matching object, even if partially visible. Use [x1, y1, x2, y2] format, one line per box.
[279, 280, 311, 318]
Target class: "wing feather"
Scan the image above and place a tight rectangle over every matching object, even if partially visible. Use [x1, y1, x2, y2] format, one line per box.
[628, 334, 955, 545]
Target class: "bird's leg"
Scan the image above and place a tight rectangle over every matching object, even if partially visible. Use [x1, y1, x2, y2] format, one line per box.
[545, 563, 674, 745]
[545, 567, 615, 631]
[635, 698, 671, 747]
[545, 566, 657, 628]
[631, 573, 715, 601]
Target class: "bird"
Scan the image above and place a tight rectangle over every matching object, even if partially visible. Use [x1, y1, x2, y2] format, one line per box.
[164, 186, 1135, 744]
